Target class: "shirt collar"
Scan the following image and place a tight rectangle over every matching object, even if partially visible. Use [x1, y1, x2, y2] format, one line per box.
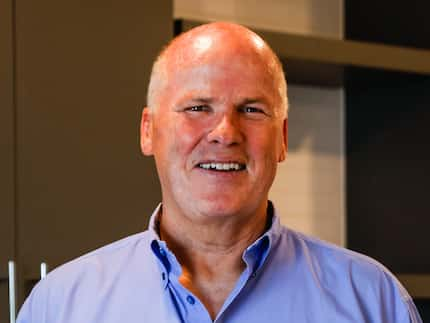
[147, 203, 163, 240]
[242, 201, 282, 273]
[148, 201, 283, 278]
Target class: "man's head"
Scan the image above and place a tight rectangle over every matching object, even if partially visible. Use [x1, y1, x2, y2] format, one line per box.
[141, 22, 288, 222]
[147, 23, 288, 118]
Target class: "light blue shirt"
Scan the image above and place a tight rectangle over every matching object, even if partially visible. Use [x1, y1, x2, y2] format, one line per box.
[17, 203, 422, 323]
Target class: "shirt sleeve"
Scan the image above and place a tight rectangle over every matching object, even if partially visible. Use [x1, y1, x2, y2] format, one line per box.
[16, 282, 48, 323]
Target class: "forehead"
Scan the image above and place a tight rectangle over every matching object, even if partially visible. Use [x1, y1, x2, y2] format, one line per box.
[167, 60, 276, 101]
[161, 41, 279, 101]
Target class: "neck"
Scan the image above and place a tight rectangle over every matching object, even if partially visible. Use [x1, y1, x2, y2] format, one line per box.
[158, 201, 269, 319]
[159, 201, 269, 269]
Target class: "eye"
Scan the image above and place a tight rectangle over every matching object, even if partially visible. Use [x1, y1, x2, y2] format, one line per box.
[241, 106, 265, 114]
[185, 105, 210, 112]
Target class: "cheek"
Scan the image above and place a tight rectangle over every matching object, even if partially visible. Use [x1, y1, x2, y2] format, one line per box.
[249, 124, 281, 152]
[170, 117, 209, 159]
[246, 126, 284, 174]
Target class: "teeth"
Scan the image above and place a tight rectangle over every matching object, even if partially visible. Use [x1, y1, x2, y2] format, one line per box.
[198, 162, 244, 171]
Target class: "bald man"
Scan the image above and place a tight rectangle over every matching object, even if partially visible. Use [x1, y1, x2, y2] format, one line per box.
[18, 22, 422, 323]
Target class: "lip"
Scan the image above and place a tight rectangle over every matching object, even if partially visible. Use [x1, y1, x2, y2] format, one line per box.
[193, 164, 247, 180]
[194, 167, 247, 180]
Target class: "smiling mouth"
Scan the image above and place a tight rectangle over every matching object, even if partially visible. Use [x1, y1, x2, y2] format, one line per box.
[197, 162, 246, 171]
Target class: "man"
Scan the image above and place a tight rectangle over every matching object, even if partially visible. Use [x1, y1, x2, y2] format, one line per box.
[18, 22, 422, 323]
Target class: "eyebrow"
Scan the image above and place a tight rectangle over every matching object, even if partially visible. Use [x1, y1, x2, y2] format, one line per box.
[187, 97, 214, 104]
[183, 97, 269, 106]
[239, 97, 268, 106]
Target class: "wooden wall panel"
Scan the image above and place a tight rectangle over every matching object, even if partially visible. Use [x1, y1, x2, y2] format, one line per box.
[0, 0, 15, 278]
[15, 0, 172, 297]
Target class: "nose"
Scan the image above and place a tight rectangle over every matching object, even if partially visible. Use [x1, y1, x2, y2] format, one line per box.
[206, 112, 243, 146]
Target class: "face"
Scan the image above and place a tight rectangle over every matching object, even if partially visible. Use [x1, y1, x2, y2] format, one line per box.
[141, 40, 287, 222]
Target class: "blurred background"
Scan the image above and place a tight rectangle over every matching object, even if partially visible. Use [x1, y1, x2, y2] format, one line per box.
[1, 0, 429, 321]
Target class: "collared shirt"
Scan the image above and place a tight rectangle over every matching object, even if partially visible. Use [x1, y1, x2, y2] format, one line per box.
[17, 203, 422, 323]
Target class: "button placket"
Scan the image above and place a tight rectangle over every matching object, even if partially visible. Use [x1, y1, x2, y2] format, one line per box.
[184, 295, 213, 323]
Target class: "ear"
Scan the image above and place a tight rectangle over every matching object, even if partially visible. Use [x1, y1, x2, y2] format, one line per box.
[140, 107, 154, 155]
[278, 118, 288, 162]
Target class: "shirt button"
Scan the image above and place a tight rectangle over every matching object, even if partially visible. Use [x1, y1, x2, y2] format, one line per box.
[161, 272, 166, 280]
[159, 248, 166, 256]
[186, 295, 195, 305]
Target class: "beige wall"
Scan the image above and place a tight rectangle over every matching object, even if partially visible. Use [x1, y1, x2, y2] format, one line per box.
[174, 0, 346, 245]
[270, 85, 345, 246]
[174, 0, 343, 39]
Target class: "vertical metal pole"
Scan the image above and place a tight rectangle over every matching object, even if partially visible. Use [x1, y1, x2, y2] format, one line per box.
[40, 262, 48, 279]
[8, 261, 16, 323]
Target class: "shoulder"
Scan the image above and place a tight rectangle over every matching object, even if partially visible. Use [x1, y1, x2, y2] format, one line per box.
[274, 227, 421, 322]
[47, 230, 153, 281]
[281, 227, 406, 294]
[287, 228, 388, 271]
[17, 231, 157, 323]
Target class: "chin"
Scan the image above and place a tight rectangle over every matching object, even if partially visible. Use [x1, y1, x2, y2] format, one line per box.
[193, 197, 248, 218]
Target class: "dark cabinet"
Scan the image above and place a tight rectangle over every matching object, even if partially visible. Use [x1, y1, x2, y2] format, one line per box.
[1, 0, 172, 317]
[346, 69, 430, 273]
[345, 2, 430, 318]
[0, 0, 15, 322]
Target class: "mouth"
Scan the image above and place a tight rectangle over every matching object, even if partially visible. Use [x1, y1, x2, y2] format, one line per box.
[197, 162, 246, 172]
